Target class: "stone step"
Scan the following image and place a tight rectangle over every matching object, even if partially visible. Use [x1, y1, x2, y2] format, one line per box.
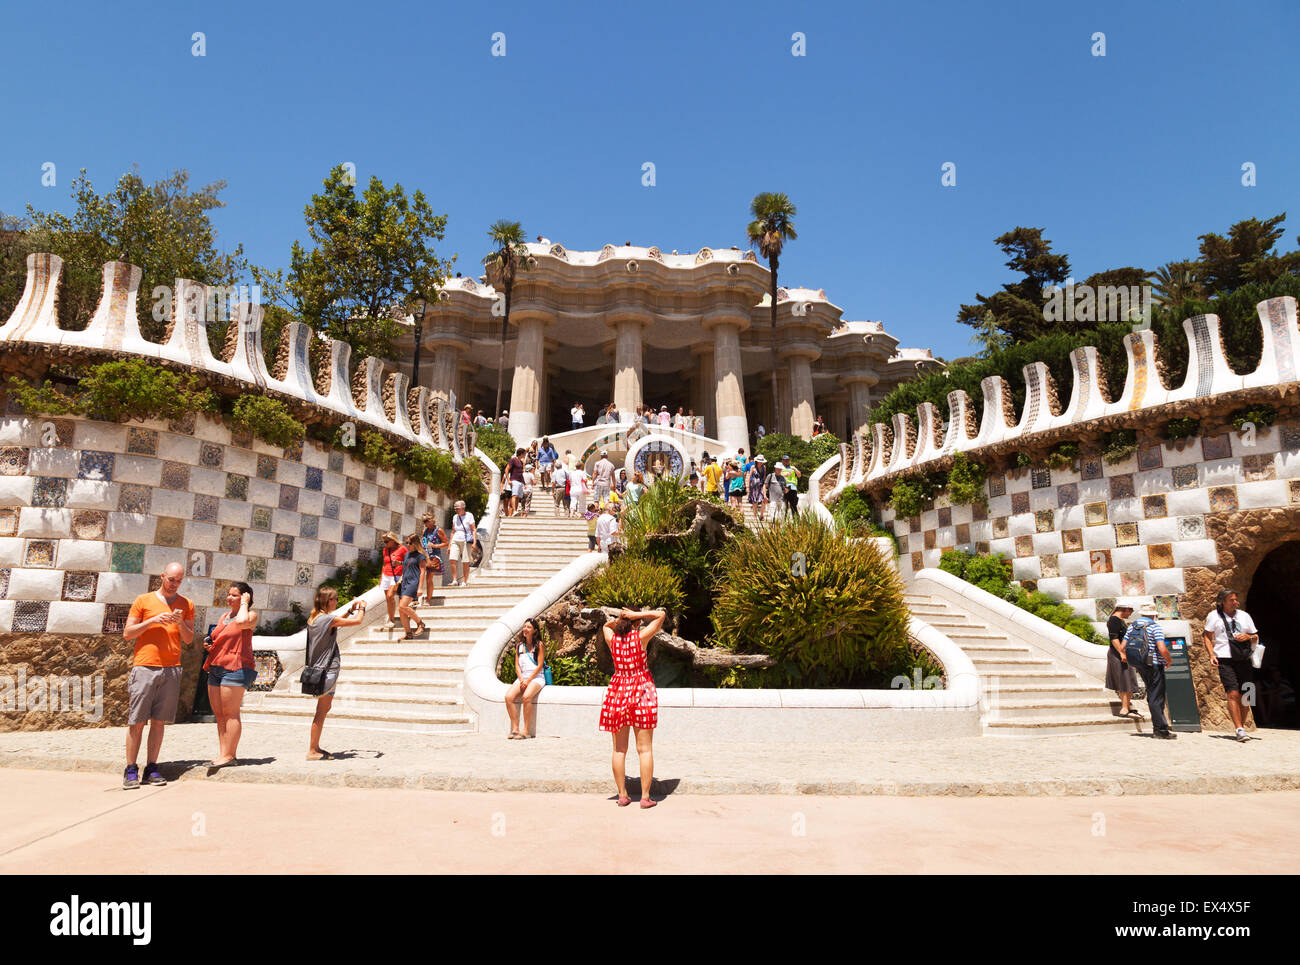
[968, 656, 1056, 669]
[334, 677, 464, 694]
[989, 697, 1128, 721]
[262, 691, 465, 713]
[957, 644, 1035, 657]
[983, 716, 1145, 737]
[978, 670, 1086, 687]
[347, 643, 474, 657]
[344, 655, 468, 670]
[992, 684, 1114, 702]
[242, 708, 476, 735]
[330, 668, 465, 684]
[923, 618, 988, 631]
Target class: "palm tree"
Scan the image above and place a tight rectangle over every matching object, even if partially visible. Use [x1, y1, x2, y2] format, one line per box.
[747, 193, 797, 432]
[482, 220, 529, 421]
[1149, 260, 1202, 308]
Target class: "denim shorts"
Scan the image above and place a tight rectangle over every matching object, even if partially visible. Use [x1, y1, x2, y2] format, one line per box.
[208, 666, 258, 688]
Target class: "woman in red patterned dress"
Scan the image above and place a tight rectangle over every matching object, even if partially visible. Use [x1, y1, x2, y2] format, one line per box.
[600, 607, 666, 808]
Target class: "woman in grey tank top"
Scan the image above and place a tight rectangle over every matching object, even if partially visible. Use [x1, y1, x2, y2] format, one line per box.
[305, 585, 367, 761]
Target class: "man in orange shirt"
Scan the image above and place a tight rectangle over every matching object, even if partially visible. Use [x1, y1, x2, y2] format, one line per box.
[122, 561, 194, 789]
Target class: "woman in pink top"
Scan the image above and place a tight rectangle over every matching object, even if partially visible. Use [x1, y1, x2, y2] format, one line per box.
[203, 581, 259, 769]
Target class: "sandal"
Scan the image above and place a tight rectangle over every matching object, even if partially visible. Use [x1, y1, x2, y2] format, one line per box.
[639, 798, 658, 809]
[617, 795, 632, 807]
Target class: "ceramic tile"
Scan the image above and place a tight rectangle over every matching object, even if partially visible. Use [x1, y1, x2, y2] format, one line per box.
[1109, 474, 1135, 499]
[251, 506, 273, 531]
[417, 482, 428, 501]
[1148, 543, 1175, 569]
[1177, 515, 1206, 540]
[160, 462, 190, 491]
[378, 488, 391, 509]
[61, 571, 98, 602]
[117, 484, 152, 514]
[323, 495, 340, 519]
[226, 473, 248, 501]
[1209, 486, 1237, 513]
[1241, 454, 1276, 481]
[1067, 576, 1088, 599]
[255, 455, 276, 480]
[319, 542, 336, 565]
[1011, 492, 1030, 515]
[1056, 483, 1078, 507]
[972, 501, 988, 521]
[1021, 579, 1039, 594]
[1171, 465, 1198, 490]
[126, 428, 158, 455]
[77, 450, 115, 481]
[1115, 522, 1140, 547]
[1033, 509, 1054, 533]
[279, 485, 299, 511]
[1014, 535, 1034, 557]
[0, 446, 30, 476]
[1280, 424, 1300, 452]
[937, 506, 952, 528]
[1081, 458, 1103, 480]
[12, 600, 49, 632]
[70, 509, 107, 540]
[0, 508, 16, 537]
[923, 530, 936, 550]
[992, 517, 1008, 539]
[988, 474, 1006, 498]
[1289, 479, 1300, 506]
[246, 557, 267, 581]
[1062, 528, 1083, 551]
[910, 551, 923, 572]
[199, 442, 224, 469]
[219, 526, 244, 553]
[112, 543, 145, 573]
[1138, 445, 1163, 471]
[363, 464, 377, 483]
[1085, 502, 1108, 526]
[31, 476, 67, 508]
[194, 495, 219, 522]
[25, 539, 55, 567]
[101, 603, 132, 634]
[405, 495, 416, 517]
[1201, 433, 1231, 461]
[1121, 571, 1145, 596]
[955, 523, 971, 544]
[1095, 597, 1117, 621]
[328, 450, 345, 473]
[345, 478, 360, 501]
[360, 504, 373, 527]
[305, 466, 323, 491]
[283, 440, 303, 462]
[1142, 495, 1167, 519]
[343, 524, 355, 544]
[1155, 594, 1180, 620]
[0, 567, 10, 598]
[168, 412, 196, 435]
[230, 426, 254, 449]
[975, 541, 990, 555]
[295, 563, 314, 587]
[1031, 467, 1052, 490]
[300, 515, 319, 538]
[274, 535, 295, 560]
[1089, 549, 1113, 573]
[154, 517, 185, 547]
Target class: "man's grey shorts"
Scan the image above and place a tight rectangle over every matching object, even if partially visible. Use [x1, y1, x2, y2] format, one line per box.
[128, 666, 182, 725]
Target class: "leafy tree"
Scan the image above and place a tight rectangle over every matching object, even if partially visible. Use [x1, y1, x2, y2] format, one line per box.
[1195, 213, 1299, 293]
[25, 167, 247, 343]
[957, 227, 1071, 345]
[1149, 260, 1203, 310]
[482, 220, 528, 421]
[747, 193, 798, 423]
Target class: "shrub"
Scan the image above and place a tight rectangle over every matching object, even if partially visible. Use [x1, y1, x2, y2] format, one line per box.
[8, 359, 216, 423]
[360, 429, 400, 469]
[1163, 417, 1200, 441]
[1229, 405, 1277, 431]
[319, 554, 384, 605]
[711, 514, 912, 686]
[754, 431, 840, 492]
[473, 423, 517, 472]
[939, 549, 1102, 644]
[938, 549, 968, 580]
[1043, 441, 1079, 470]
[827, 485, 874, 530]
[1102, 428, 1137, 464]
[497, 625, 610, 687]
[584, 556, 686, 613]
[946, 452, 987, 505]
[889, 474, 939, 519]
[230, 395, 305, 449]
[1015, 451, 1033, 468]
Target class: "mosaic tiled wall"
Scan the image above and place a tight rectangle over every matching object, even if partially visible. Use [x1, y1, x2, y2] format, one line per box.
[0, 413, 450, 635]
[886, 421, 1300, 634]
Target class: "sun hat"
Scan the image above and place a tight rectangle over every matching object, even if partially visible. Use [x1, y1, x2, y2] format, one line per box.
[600, 450, 607, 456]
[1138, 603, 1158, 617]
[1114, 600, 1134, 611]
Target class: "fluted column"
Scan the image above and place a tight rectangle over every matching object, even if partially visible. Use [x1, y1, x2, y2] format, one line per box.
[842, 374, 878, 440]
[706, 315, 750, 455]
[786, 350, 817, 440]
[612, 319, 645, 416]
[774, 369, 791, 435]
[508, 315, 547, 445]
[429, 341, 462, 414]
[691, 344, 716, 437]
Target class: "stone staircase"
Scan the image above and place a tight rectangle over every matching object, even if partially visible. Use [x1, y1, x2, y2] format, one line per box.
[244, 493, 591, 734]
[904, 591, 1147, 737]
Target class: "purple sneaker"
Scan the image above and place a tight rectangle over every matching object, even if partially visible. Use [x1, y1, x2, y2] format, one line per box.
[143, 763, 167, 786]
[123, 765, 140, 789]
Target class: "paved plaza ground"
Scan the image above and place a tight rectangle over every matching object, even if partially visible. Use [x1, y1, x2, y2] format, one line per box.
[3, 769, 1298, 874]
[2, 721, 1299, 796]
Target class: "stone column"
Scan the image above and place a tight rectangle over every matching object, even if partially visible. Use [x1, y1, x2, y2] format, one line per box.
[508, 315, 546, 445]
[774, 369, 791, 435]
[707, 317, 750, 455]
[612, 319, 645, 417]
[428, 341, 461, 414]
[843, 375, 878, 440]
[691, 344, 716, 437]
[786, 350, 818, 440]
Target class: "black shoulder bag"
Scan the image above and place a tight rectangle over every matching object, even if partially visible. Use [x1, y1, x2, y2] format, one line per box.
[300, 622, 336, 696]
[1219, 607, 1253, 661]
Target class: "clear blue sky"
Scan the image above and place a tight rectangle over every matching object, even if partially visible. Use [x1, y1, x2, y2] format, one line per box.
[2, 0, 1297, 361]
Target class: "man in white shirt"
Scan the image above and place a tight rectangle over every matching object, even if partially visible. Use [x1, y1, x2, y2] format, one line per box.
[595, 504, 619, 554]
[592, 450, 616, 506]
[448, 501, 477, 587]
[571, 403, 584, 430]
[550, 462, 567, 513]
[1203, 588, 1261, 741]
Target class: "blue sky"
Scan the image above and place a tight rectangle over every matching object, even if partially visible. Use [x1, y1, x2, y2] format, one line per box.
[2, 0, 1297, 361]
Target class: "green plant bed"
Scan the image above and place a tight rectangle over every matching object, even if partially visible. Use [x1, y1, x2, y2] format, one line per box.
[473, 423, 517, 472]
[1163, 417, 1200, 441]
[1230, 405, 1277, 431]
[231, 395, 305, 448]
[1102, 428, 1137, 465]
[583, 556, 686, 613]
[754, 431, 840, 492]
[8, 359, 217, 423]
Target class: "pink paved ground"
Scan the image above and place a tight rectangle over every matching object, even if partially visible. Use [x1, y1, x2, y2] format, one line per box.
[3, 769, 1297, 874]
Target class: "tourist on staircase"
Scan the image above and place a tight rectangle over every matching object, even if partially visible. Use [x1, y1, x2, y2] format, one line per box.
[568, 466, 589, 519]
[505, 619, 546, 739]
[418, 514, 447, 605]
[449, 501, 477, 587]
[397, 534, 429, 640]
[379, 532, 407, 630]
[600, 608, 667, 808]
[538, 437, 558, 491]
[305, 586, 366, 760]
[748, 454, 768, 520]
[593, 450, 616, 507]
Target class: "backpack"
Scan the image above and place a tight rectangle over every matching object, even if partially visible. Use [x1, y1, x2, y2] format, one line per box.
[1123, 619, 1156, 666]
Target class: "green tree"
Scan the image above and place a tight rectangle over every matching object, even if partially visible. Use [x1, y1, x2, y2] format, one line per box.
[957, 227, 1071, 345]
[747, 193, 798, 426]
[25, 167, 247, 343]
[1149, 260, 1203, 309]
[1195, 213, 1298, 293]
[481, 220, 529, 422]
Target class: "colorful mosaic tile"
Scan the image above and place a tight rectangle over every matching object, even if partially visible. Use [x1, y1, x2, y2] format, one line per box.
[194, 495, 219, 522]
[1241, 454, 1276, 481]
[160, 462, 190, 491]
[988, 474, 1006, 497]
[274, 535, 295, 560]
[117, 484, 151, 514]
[256, 455, 277, 480]
[1095, 597, 1117, 621]
[1089, 549, 1113, 573]
[97, 603, 130, 635]
[276, 485, 298, 512]
[61, 571, 98, 602]
[1085, 502, 1108, 526]
[909, 516, 921, 531]
[1011, 491, 1030, 515]
[1209, 486, 1237, 513]
[148, 574, 163, 593]
[251, 506, 272, 531]
[154, 517, 185, 547]
[1280, 424, 1300, 452]
[77, 450, 115, 481]
[1170, 465, 1198, 490]
[1109, 474, 1135, 500]
[32, 476, 68, 508]
[417, 483, 428, 501]
[1177, 515, 1206, 540]
[363, 464, 377, 483]
[1056, 483, 1078, 507]
[1142, 494, 1167, 519]
[111, 542, 145, 573]
[1138, 445, 1163, 471]
[213, 583, 231, 606]
[0, 567, 10, 598]
[910, 551, 923, 572]
[975, 541, 990, 555]
[937, 506, 952, 527]
[283, 440, 303, 462]
[1067, 576, 1088, 599]
[328, 450, 345, 473]
[225, 473, 248, 501]
[199, 442, 224, 469]
[1014, 535, 1034, 557]
[1201, 433, 1231, 461]
[1062, 528, 1083, 551]
[1031, 467, 1052, 490]
[0, 446, 29, 476]
[1040, 554, 1059, 578]
[246, 557, 267, 581]
[0, 509, 16, 537]
[378, 488, 391, 509]
[1081, 458, 1103, 480]
[299, 514, 319, 539]
[295, 563, 313, 587]
[319, 542, 336, 565]
[360, 504, 374, 527]
[1021, 579, 1039, 594]
[230, 426, 254, 449]
[126, 428, 158, 455]
[168, 412, 196, 435]
[1289, 479, 1300, 506]
[923, 530, 936, 550]
[972, 501, 988, 521]
[1147, 543, 1174, 569]
[1115, 522, 1140, 547]
[345, 478, 360, 501]
[13, 600, 49, 632]
[1155, 594, 1180, 620]
[250, 650, 282, 691]
[955, 523, 971, 544]
[343, 524, 355, 544]
[25, 540, 55, 567]
[70, 509, 106, 540]
[1034, 509, 1055, 533]
[1121, 571, 1145, 596]
[405, 495, 416, 517]
[219, 526, 244, 554]
[322, 495, 340, 520]
[304, 466, 323, 491]
[992, 517, 1009, 538]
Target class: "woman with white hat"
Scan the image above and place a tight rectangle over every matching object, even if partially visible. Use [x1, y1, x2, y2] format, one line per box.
[1105, 601, 1142, 718]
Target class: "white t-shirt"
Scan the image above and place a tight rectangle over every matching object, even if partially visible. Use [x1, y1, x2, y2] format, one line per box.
[571, 406, 583, 425]
[595, 513, 618, 551]
[551, 465, 567, 486]
[450, 512, 476, 543]
[593, 459, 615, 486]
[1204, 608, 1257, 659]
[658, 411, 670, 426]
[522, 470, 534, 493]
